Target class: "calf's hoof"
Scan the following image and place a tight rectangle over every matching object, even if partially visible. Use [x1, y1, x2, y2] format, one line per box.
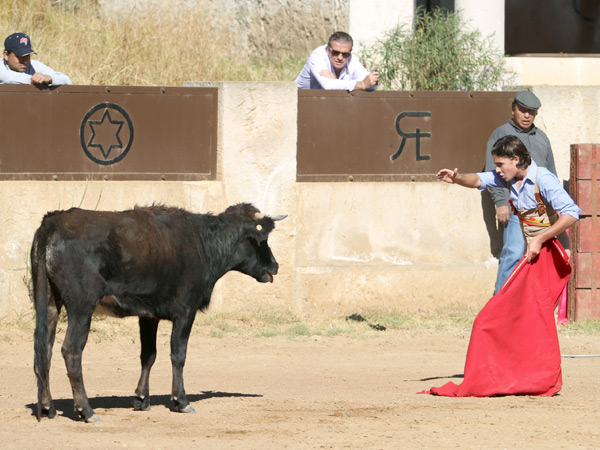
[39, 404, 57, 420]
[85, 414, 101, 423]
[177, 404, 196, 414]
[77, 407, 100, 423]
[133, 395, 151, 411]
[172, 395, 196, 413]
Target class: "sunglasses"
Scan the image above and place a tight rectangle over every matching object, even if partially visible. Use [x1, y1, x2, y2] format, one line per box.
[329, 47, 351, 58]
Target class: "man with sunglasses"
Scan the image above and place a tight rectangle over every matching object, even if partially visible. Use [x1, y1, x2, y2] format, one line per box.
[296, 31, 379, 91]
[1, 32, 72, 86]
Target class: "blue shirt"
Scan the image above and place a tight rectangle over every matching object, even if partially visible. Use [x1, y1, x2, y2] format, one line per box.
[477, 160, 580, 220]
[484, 120, 556, 208]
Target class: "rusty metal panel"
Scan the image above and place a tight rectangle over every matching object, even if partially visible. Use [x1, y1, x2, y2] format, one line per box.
[297, 90, 516, 182]
[0, 85, 217, 180]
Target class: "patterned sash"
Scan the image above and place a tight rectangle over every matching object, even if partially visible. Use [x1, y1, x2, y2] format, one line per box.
[509, 169, 559, 244]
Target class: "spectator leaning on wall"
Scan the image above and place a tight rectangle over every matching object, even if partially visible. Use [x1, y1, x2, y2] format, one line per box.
[1, 32, 72, 86]
[296, 31, 379, 91]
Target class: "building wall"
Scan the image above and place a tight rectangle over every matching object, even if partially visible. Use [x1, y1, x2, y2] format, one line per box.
[506, 57, 600, 86]
[2, 1, 598, 319]
[348, 0, 414, 51]
[455, 0, 504, 54]
[2, 82, 598, 319]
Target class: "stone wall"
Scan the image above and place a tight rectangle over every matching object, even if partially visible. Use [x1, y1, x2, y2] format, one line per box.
[98, 0, 349, 57]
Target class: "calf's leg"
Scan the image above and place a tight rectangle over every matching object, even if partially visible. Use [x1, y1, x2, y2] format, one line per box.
[134, 317, 159, 411]
[170, 315, 196, 413]
[61, 312, 98, 422]
[40, 299, 61, 418]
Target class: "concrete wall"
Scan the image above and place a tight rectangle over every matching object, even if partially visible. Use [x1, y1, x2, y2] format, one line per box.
[455, 0, 504, 54]
[0, 82, 299, 319]
[506, 57, 600, 87]
[2, 82, 598, 319]
[529, 86, 600, 184]
[348, 0, 414, 51]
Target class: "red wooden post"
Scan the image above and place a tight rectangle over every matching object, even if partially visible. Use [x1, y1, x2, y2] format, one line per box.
[568, 144, 600, 321]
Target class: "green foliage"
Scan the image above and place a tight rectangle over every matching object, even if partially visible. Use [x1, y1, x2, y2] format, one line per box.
[360, 8, 510, 91]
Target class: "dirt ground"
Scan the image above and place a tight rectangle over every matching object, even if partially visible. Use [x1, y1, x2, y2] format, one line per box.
[1, 319, 599, 449]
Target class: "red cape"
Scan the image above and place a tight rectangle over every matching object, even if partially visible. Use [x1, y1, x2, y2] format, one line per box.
[422, 239, 570, 397]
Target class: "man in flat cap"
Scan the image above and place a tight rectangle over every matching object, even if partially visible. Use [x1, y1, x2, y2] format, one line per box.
[485, 90, 557, 294]
[1, 32, 71, 86]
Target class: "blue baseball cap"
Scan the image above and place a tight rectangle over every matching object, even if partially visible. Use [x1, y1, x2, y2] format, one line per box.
[4, 32, 37, 57]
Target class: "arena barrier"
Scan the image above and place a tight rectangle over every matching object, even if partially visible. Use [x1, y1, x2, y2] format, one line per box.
[0, 82, 596, 319]
[0, 85, 217, 181]
[297, 90, 514, 182]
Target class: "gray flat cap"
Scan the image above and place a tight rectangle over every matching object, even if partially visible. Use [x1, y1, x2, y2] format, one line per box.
[514, 91, 541, 110]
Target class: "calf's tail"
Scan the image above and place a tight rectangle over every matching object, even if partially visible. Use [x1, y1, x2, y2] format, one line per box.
[32, 229, 49, 421]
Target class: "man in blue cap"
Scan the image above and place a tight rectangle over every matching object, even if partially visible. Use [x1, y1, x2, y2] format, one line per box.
[485, 90, 558, 294]
[1, 32, 71, 86]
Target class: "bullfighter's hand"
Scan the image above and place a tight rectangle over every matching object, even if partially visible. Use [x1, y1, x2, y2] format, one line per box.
[526, 237, 542, 263]
[496, 205, 510, 225]
[436, 168, 459, 184]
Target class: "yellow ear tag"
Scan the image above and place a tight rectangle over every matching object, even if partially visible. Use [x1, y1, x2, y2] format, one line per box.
[256, 224, 262, 231]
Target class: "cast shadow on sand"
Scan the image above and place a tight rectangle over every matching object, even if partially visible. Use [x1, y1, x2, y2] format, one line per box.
[26, 391, 263, 421]
[418, 374, 464, 382]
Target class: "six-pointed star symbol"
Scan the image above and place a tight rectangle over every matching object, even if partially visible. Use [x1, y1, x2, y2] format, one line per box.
[87, 109, 124, 159]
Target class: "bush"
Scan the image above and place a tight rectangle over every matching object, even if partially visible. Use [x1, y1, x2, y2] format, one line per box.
[360, 7, 510, 91]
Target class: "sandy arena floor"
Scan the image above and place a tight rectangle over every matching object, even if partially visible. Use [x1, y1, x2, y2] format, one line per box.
[1, 321, 599, 449]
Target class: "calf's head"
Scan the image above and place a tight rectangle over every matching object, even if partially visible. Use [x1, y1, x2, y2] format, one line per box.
[225, 204, 286, 283]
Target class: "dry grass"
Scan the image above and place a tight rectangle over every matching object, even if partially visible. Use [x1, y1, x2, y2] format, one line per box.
[4, 306, 599, 344]
[0, 0, 305, 86]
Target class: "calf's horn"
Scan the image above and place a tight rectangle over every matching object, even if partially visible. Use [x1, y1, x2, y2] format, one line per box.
[254, 213, 287, 221]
